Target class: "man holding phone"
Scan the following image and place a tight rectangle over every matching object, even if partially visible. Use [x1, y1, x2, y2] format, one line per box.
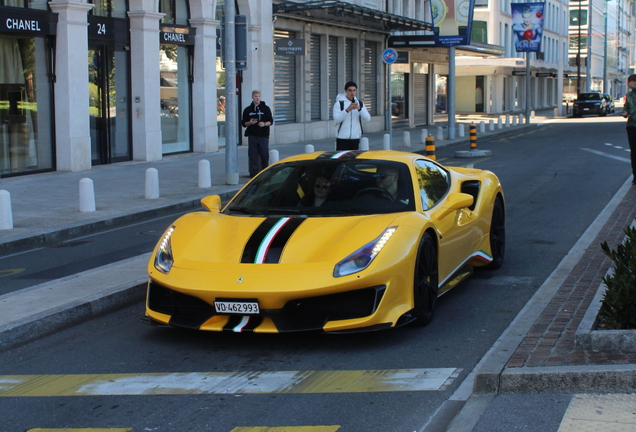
[623, 75, 636, 184]
[333, 81, 371, 151]
[242, 90, 273, 178]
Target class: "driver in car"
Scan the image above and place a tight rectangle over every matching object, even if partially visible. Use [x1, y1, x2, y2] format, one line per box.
[375, 166, 410, 204]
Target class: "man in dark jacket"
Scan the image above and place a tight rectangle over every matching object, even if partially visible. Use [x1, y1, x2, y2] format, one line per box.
[242, 90, 274, 178]
[623, 75, 636, 184]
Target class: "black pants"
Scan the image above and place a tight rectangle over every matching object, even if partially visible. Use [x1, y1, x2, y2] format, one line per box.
[248, 135, 269, 177]
[336, 138, 360, 151]
[626, 126, 636, 180]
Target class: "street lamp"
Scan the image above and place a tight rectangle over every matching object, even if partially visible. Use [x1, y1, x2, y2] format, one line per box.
[577, 0, 582, 97]
[603, 0, 609, 93]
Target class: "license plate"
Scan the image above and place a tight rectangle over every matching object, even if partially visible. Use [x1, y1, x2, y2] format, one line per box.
[214, 300, 260, 314]
[583, 108, 589, 111]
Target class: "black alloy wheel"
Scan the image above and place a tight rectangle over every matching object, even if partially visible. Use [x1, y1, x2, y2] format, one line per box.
[486, 197, 505, 270]
[411, 232, 438, 326]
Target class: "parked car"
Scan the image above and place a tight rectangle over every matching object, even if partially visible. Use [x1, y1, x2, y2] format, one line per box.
[573, 92, 607, 117]
[145, 150, 506, 333]
[602, 94, 615, 113]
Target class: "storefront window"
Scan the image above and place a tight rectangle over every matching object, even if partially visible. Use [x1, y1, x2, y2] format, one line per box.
[0, 35, 53, 176]
[435, 74, 448, 114]
[89, 0, 127, 18]
[160, 45, 191, 154]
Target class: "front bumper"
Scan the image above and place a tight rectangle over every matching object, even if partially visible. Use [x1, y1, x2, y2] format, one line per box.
[145, 281, 391, 332]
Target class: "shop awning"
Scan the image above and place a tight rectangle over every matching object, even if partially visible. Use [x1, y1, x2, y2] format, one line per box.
[273, 1, 433, 33]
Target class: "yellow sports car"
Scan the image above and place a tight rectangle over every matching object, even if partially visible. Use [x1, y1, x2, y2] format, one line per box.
[144, 150, 505, 333]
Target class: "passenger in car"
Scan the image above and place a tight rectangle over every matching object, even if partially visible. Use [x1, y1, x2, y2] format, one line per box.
[303, 175, 332, 207]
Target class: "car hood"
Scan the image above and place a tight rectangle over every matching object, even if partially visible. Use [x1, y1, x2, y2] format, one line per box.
[165, 212, 409, 270]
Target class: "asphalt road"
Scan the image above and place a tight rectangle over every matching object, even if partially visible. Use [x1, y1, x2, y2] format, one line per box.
[0, 114, 631, 432]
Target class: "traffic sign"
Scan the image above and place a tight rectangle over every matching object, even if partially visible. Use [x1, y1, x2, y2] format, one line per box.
[382, 48, 398, 64]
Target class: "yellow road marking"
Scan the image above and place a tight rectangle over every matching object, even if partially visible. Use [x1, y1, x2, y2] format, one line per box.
[0, 268, 25, 278]
[0, 368, 459, 397]
[27, 429, 131, 432]
[231, 427, 340, 432]
[558, 394, 636, 432]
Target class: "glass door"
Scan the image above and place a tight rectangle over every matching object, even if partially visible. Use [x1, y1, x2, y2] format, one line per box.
[88, 43, 131, 165]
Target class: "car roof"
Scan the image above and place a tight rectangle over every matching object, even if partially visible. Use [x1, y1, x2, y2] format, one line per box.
[276, 150, 428, 164]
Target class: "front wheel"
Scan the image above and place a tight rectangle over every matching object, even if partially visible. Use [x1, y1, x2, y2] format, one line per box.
[411, 233, 438, 326]
[486, 197, 505, 269]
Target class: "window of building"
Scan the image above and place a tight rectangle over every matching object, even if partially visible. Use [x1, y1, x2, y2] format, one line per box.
[1, 0, 47, 9]
[310, 34, 321, 121]
[363, 41, 378, 116]
[274, 30, 297, 124]
[569, 8, 588, 26]
[160, 45, 192, 154]
[0, 35, 54, 176]
[159, 0, 189, 26]
[475, 0, 488, 7]
[472, 21, 488, 43]
[328, 36, 338, 120]
[89, 0, 127, 18]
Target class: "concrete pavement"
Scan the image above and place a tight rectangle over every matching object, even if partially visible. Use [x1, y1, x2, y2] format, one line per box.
[2, 107, 635, 431]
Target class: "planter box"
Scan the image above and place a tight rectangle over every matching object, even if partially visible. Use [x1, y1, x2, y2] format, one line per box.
[575, 219, 636, 351]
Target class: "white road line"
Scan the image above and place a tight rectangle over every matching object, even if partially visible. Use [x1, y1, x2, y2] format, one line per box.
[581, 148, 631, 163]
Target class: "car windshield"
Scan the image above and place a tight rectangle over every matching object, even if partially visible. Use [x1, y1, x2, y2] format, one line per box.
[576, 93, 601, 101]
[225, 159, 416, 216]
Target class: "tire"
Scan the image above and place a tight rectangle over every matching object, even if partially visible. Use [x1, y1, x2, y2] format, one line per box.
[486, 197, 505, 270]
[412, 232, 438, 326]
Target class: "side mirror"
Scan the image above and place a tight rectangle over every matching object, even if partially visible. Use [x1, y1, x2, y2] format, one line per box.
[201, 195, 222, 213]
[435, 192, 474, 219]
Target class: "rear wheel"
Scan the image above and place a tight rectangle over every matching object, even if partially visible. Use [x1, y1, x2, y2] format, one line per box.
[486, 197, 505, 269]
[412, 232, 438, 326]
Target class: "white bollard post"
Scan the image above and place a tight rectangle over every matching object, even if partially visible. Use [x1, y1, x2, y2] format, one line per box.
[505, 114, 510, 127]
[519, 114, 524, 124]
[145, 168, 159, 200]
[403, 131, 411, 147]
[497, 118, 503, 129]
[489, 120, 495, 131]
[79, 178, 96, 211]
[198, 159, 211, 188]
[554, 107, 558, 117]
[458, 124, 465, 137]
[436, 126, 444, 141]
[479, 121, 485, 133]
[512, 115, 518, 126]
[359, 137, 369, 151]
[531, 110, 536, 118]
[0, 190, 13, 230]
[305, 144, 314, 153]
[421, 129, 428, 144]
[383, 134, 391, 150]
[269, 149, 279, 164]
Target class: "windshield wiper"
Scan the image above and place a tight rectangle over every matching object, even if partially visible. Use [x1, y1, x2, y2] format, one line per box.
[266, 207, 302, 215]
[227, 206, 256, 214]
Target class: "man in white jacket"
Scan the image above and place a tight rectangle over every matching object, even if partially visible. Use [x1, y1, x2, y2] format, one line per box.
[333, 81, 371, 150]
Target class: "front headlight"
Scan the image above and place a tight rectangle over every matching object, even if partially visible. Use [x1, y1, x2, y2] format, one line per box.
[155, 225, 175, 274]
[333, 227, 397, 277]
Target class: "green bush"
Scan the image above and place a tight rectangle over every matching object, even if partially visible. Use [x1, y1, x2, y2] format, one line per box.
[599, 225, 636, 329]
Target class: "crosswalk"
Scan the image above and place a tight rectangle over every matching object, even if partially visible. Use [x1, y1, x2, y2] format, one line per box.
[1, 368, 460, 397]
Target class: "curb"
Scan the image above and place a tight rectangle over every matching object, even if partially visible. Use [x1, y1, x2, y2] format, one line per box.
[0, 281, 146, 352]
[472, 178, 634, 395]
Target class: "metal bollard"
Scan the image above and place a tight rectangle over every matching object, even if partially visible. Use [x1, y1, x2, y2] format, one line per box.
[0, 190, 13, 230]
[479, 121, 485, 133]
[420, 129, 428, 145]
[79, 178, 97, 211]
[305, 144, 314, 153]
[489, 120, 495, 131]
[436, 126, 444, 141]
[198, 159, 211, 188]
[145, 169, 159, 200]
[383, 134, 391, 150]
[505, 114, 510, 127]
[497, 118, 503, 129]
[425, 135, 436, 160]
[359, 137, 369, 151]
[403, 131, 411, 147]
[269, 149, 279, 164]
[458, 124, 465, 138]
[470, 123, 477, 150]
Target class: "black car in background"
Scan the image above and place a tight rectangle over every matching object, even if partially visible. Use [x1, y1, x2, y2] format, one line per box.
[573, 92, 607, 117]
[602, 94, 615, 113]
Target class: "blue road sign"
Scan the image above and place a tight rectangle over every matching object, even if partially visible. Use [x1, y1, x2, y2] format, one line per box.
[382, 48, 398, 64]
